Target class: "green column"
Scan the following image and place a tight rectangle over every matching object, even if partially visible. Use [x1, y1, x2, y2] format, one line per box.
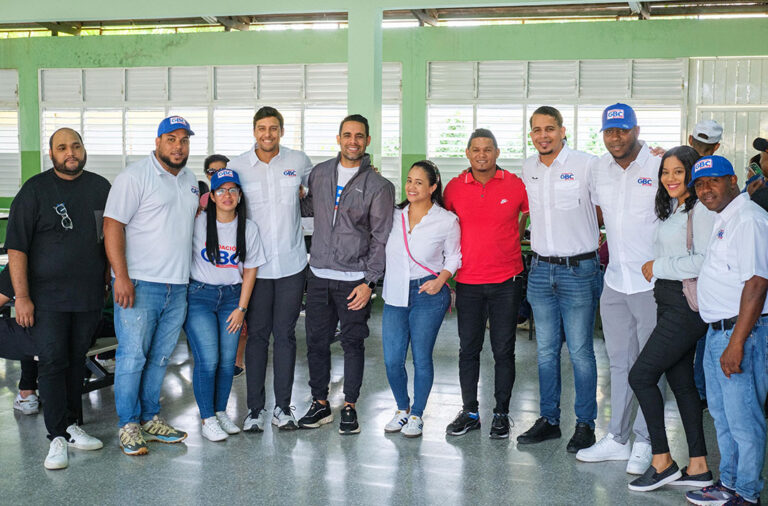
[400, 44, 427, 199]
[18, 63, 41, 182]
[346, 7, 382, 169]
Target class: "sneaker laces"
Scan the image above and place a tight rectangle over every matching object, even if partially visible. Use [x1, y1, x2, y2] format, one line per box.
[121, 424, 143, 446]
[493, 413, 514, 427]
[144, 417, 175, 435]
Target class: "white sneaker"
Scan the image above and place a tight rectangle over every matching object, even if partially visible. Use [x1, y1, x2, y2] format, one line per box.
[384, 409, 409, 433]
[201, 417, 228, 442]
[13, 392, 39, 415]
[66, 424, 103, 450]
[242, 408, 268, 433]
[401, 415, 423, 438]
[626, 440, 653, 475]
[215, 411, 241, 435]
[576, 433, 631, 462]
[272, 406, 298, 431]
[44, 437, 69, 470]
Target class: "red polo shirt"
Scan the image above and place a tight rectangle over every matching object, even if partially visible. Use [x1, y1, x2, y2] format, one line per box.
[444, 167, 528, 284]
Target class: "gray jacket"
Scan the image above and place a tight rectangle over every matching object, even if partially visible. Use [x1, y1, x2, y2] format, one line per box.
[301, 154, 395, 283]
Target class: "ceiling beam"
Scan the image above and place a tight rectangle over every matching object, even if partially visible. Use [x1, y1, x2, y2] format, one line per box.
[411, 9, 438, 26]
[216, 15, 251, 31]
[628, 1, 651, 19]
[38, 22, 82, 35]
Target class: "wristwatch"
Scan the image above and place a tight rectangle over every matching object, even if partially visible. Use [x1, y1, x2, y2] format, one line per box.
[366, 280, 377, 290]
[237, 306, 248, 313]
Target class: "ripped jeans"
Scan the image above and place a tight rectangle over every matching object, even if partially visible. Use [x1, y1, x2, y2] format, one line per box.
[113, 279, 188, 427]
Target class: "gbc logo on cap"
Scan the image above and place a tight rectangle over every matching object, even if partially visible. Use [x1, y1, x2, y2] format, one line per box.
[606, 109, 625, 120]
[694, 159, 713, 172]
[217, 169, 234, 178]
[169, 116, 187, 126]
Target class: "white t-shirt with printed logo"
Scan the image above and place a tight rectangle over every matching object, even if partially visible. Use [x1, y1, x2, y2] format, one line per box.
[189, 212, 267, 285]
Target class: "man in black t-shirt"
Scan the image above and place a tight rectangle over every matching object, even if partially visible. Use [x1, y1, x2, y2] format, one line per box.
[6, 128, 111, 471]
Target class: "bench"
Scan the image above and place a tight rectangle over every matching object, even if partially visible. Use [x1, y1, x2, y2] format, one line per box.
[83, 337, 118, 393]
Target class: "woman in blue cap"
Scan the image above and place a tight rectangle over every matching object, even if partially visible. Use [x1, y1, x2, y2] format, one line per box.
[183, 168, 266, 442]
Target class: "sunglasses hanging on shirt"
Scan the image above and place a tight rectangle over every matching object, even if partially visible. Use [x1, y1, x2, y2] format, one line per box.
[53, 203, 73, 230]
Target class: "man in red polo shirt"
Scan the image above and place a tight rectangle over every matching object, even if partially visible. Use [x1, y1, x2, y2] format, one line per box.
[443, 128, 529, 439]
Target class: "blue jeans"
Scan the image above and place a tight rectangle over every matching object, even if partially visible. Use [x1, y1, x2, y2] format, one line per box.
[382, 277, 450, 417]
[113, 279, 188, 427]
[183, 282, 241, 419]
[704, 317, 768, 502]
[526, 255, 602, 427]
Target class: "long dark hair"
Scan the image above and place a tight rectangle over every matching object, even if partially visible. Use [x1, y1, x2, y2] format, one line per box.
[397, 160, 444, 209]
[205, 185, 248, 266]
[655, 145, 701, 221]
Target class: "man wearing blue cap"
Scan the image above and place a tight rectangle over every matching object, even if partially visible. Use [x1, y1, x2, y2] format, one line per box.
[104, 116, 199, 456]
[685, 156, 768, 506]
[578, 103, 661, 475]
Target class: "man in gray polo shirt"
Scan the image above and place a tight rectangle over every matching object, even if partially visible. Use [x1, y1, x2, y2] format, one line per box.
[227, 106, 313, 432]
[104, 116, 199, 456]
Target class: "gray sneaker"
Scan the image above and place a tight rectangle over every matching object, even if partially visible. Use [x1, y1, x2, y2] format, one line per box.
[243, 408, 268, 433]
[272, 406, 298, 431]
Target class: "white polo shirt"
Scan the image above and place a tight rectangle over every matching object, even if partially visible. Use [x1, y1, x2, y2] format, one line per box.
[227, 144, 312, 279]
[382, 204, 462, 307]
[589, 142, 660, 295]
[697, 193, 768, 323]
[104, 152, 198, 284]
[522, 144, 599, 257]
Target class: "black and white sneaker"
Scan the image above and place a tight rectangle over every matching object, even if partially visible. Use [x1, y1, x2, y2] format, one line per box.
[668, 466, 714, 488]
[298, 400, 333, 429]
[490, 412, 512, 439]
[338, 405, 360, 435]
[628, 461, 682, 492]
[445, 410, 480, 436]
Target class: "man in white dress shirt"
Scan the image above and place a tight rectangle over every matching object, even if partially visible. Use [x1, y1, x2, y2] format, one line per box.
[517, 106, 601, 453]
[227, 106, 313, 432]
[576, 103, 661, 475]
[685, 155, 768, 506]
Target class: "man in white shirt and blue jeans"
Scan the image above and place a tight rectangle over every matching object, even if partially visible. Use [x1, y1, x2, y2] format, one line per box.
[685, 156, 768, 506]
[227, 106, 313, 432]
[577, 103, 661, 475]
[517, 106, 601, 453]
[104, 116, 199, 456]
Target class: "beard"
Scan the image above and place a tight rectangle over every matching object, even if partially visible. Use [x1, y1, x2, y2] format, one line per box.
[158, 152, 189, 171]
[53, 152, 87, 176]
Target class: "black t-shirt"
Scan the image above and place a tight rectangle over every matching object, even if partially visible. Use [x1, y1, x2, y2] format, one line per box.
[752, 187, 768, 213]
[5, 169, 111, 311]
[0, 267, 11, 298]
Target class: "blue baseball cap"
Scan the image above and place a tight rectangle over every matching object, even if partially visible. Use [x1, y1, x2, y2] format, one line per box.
[601, 103, 638, 131]
[157, 116, 195, 137]
[688, 155, 735, 187]
[210, 168, 241, 191]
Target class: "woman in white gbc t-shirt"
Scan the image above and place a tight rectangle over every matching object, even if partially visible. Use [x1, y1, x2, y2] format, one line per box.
[182, 169, 266, 442]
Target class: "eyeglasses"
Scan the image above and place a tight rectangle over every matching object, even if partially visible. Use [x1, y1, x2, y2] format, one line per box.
[53, 203, 73, 230]
[214, 187, 241, 197]
[204, 168, 219, 176]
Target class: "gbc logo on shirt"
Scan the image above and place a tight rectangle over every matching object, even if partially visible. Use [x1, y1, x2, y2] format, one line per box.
[717, 229, 725, 240]
[191, 186, 200, 196]
[606, 109, 625, 120]
[283, 170, 297, 177]
[637, 177, 653, 187]
[559, 173, 575, 181]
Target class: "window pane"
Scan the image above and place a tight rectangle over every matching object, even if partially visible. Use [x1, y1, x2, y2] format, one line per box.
[213, 107, 254, 157]
[42, 109, 82, 151]
[125, 109, 165, 156]
[277, 107, 302, 151]
[525, 105, 574, 158]
[168, 107, 209, 156]
[0, 110, 19, 154]
[427, 105, 473, 158]
[382, 104, 400, 157]
[83, 109, 123, 155]
[576, 105, 608, 156]
[304, 106, 346, 157]
[634, 107, 682, 149]
[477, 105, 523, 159]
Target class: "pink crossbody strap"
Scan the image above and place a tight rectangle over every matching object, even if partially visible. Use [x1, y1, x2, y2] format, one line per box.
[401, 212, 440, 277]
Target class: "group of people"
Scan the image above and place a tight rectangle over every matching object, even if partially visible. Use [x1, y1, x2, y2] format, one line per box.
[1, 101, 767, 506]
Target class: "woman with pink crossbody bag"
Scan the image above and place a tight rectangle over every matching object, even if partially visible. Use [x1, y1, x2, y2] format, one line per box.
[381, 161, 461, 438]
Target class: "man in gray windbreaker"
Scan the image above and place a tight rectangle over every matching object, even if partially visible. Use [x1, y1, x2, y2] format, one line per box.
[297, 114, 395, 435]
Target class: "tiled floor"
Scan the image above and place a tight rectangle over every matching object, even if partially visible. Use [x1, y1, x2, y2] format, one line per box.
[0, 299, 756, 505]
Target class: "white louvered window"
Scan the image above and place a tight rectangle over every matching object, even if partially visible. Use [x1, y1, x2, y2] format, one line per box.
[39, 63, 402, 189]
[427, 58, 686, 173]
[0, 69, 20, 196]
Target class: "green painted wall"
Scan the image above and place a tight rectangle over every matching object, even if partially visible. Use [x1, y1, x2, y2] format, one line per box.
[0, 17, 766, 206]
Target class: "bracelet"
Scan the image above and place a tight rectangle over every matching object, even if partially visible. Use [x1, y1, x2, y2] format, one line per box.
[237, 306, 247, 313]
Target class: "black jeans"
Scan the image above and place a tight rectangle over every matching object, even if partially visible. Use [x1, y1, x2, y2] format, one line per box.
[455, 275, 523, 414]
[245, 268, 306, 412]
[629, 279, 708, 457]
[19, 359, 38, 391]
[0, 317, 35, 361]
[305, 272, 371, 404]
[32, 310, 101, 440]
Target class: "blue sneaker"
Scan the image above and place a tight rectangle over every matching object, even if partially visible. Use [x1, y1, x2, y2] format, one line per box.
[685, 481, 736, 505]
